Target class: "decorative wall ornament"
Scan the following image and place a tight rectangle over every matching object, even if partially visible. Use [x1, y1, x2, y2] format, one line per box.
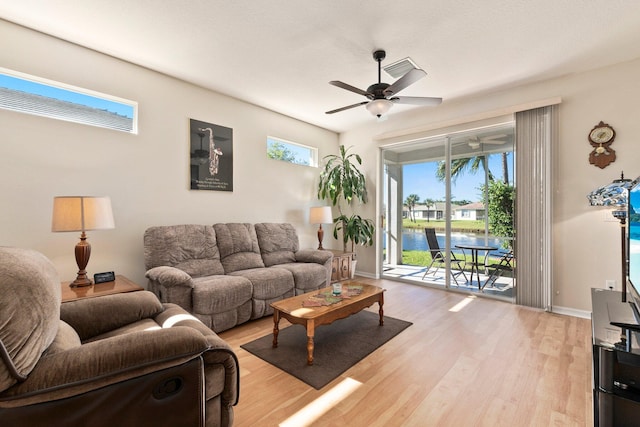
[189, 118, 233, 191]
[588, 121, 616, 169]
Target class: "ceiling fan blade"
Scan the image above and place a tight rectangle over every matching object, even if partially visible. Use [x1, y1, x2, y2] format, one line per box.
[329, 81, 372, 98]
[481, 140, 507, 144]
[391, 96, 442, 106]
[383, 69, 427, 96]
[325, 101, 369, 114]
[482, 134, 507, 141]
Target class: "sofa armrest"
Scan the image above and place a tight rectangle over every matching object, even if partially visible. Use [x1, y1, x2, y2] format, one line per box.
[1, 327, 210, 405]
[155, 304, 240, 406]
[295, 249, 333, 265]
[145, 266, 193, 287]
[60, 291, 164, 341]
[145, 267, 195, 312]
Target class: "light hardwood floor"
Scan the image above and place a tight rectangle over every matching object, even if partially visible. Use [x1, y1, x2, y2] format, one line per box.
[219, 278, 593, 426]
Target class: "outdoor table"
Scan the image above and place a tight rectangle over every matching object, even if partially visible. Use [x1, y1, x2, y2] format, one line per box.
[455, 244, 498, 289]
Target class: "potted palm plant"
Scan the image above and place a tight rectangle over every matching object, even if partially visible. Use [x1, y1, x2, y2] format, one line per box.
[317, 145, 375, 272]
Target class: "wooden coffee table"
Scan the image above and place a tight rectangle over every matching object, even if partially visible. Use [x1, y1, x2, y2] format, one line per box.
[270, 282, 385, 365]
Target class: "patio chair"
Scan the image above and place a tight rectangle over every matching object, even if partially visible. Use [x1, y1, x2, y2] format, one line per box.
[421, 228, 468, 285]
[482, 249, 514, 290]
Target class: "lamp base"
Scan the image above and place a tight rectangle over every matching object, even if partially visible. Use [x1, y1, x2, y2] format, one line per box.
[69, 275, 93, 288]
[71, 232, 93, 287]
[317, 225, 325, 250]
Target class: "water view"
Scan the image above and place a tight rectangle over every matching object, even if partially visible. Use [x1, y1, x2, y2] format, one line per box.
[396, 229, 508, 254]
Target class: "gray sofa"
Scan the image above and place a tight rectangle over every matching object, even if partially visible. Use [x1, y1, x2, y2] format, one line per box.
[144, 223, 333, 332]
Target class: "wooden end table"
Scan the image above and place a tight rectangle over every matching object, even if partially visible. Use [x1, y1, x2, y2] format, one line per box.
[61, 275, 143, 303]
[270, 282, 385, 365]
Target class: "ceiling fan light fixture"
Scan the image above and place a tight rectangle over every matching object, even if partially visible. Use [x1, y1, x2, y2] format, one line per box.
[366, 99, 393, 117]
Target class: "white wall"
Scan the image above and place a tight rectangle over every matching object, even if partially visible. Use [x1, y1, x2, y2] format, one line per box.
[340, 57, 640, 313]
[0, 20, 339, 285]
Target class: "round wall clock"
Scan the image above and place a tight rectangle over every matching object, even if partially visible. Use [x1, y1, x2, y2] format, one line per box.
[589, 122, 615, 145]
[588, 121, 616, 169]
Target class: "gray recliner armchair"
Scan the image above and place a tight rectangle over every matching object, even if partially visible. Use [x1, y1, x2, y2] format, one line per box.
[0, 247, 239, 427]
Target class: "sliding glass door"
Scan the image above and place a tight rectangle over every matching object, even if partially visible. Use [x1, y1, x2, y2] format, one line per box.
[381, 123, 515, 300]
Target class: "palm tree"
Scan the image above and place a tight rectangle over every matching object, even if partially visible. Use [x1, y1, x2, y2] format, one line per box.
[436, 152, 514, 248]
[436, 152, 511, 185]
[436, 155, 493, 235]
[404, 194, 420, 222]
[501, 152, 509, 184]
[436, 155, 494, 184]
[424, 198, 436, 222]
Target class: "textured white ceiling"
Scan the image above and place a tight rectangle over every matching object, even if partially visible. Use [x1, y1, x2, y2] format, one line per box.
[2, 1, 640, 133]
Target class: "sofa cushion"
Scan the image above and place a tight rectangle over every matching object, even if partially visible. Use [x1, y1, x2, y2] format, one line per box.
[228, 267, 294, 300]
[191, 276, 253, 332]
[44, 321, 82, 355]
[214, 223, 264, 273]
[0, 247, 61, 393]
[60, 291, 164, 341]
[192, 275, 252, 315]
[144, 225, 224, 277]
[229, 267, 295, 318]
[254, 223, 299, 267]
[273, 263, 328, 293]
[83, 319, 161, 343]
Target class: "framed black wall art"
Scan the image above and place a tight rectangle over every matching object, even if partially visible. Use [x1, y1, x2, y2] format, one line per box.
[189, 118, 233, 192]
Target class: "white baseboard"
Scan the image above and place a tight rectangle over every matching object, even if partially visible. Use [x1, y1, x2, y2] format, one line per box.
[362, 273, 592, 319]
[353, 271, 377, 279]
[552, 305, 591, 319]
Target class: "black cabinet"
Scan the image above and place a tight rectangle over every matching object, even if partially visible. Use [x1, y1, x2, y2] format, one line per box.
[591, 288, 640, 426]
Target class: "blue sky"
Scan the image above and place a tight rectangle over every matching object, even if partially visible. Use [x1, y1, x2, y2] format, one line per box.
[403, 152, 513, 203]
[0, 73, 134, 117]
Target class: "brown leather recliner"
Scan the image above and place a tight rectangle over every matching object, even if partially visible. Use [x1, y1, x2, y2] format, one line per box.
[0, 247, 239, 427]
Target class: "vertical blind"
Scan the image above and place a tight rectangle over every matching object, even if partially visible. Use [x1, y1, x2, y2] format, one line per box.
[515, 105, 557, 309]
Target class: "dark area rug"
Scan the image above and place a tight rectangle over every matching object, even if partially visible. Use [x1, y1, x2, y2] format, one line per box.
[240, 310, 412, 389]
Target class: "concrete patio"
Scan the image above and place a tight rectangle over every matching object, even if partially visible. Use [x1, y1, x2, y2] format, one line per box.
[382, 263, 515, 300]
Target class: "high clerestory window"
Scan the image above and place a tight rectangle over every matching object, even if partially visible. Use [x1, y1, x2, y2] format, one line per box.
[266, 136, 317, 167]
[0, 68, 137, 133]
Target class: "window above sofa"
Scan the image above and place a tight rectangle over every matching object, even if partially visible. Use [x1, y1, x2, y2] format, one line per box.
[266, 136, 317, 167]
[0, 67, 137, 133]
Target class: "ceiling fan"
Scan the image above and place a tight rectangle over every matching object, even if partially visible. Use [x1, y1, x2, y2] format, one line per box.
[468, 135, 508, 149]
[326, 50, 442, 118]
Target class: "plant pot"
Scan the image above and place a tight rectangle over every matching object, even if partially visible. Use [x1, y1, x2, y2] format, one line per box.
[350, 259, 357, 279]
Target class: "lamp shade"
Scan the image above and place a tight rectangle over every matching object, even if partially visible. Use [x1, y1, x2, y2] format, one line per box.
[52, 196, 115, 232]
[587, 173, 634, 303]
[309, 206, 333, 224]
[366, 99, 393, 117]
[587, 175, 632, 208]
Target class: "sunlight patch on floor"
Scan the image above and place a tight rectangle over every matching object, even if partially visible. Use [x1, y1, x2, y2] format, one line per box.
[279, 377, 362, 427]
[449, 295, 476, 312]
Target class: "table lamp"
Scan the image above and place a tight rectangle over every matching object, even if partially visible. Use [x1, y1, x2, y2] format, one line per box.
[52, 196, 115, 287]
[309, 206, 333, 250]
[587, 172, 632, 302]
